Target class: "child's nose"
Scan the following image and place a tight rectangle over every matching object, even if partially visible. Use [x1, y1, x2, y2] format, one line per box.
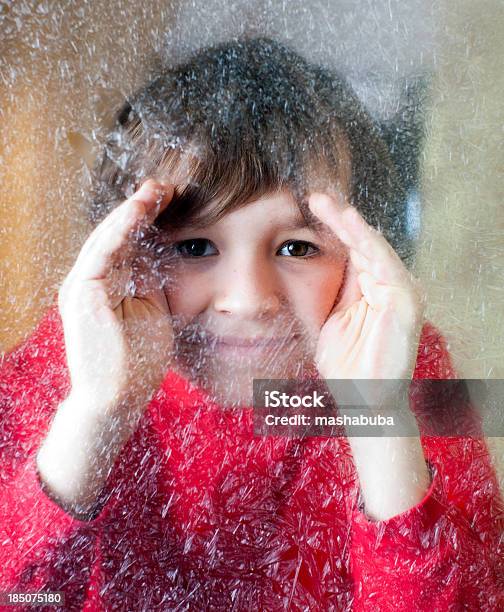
[212, 260, 282, 320]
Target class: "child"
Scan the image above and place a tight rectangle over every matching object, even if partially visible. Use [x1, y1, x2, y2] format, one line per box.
[1, 37, 502, 611]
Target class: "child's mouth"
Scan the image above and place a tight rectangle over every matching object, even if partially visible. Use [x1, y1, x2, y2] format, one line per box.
[174, 321, 304, 358]
[180, 330, 300, 351]
[207, 333, 301, 356]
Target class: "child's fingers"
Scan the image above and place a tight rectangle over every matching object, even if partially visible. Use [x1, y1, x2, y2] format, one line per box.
[82, 180, 174, 255]
[349, 246, 409, 288]
[136, 179, 175, 226]
[135, 286, 172, 316]
[308, 192, 409, 287]
[342, 206, 408, 284]
[71, 180, 174, 282]
[358, 271, 420, 323]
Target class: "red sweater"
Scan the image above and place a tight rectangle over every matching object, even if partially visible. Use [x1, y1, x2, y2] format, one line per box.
[1, 296, 503, 611]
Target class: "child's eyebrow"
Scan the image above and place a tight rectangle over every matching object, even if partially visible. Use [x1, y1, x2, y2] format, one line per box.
[276, 216, 313, 231]
[278, 210, 325, 232]
[180, 215, 316, 232]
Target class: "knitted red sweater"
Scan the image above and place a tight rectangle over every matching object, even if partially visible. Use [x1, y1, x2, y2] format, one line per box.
[1, 297, 503, 611]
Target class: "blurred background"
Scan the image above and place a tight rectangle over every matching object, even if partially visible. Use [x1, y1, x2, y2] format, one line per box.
[1, 0, 502, 481]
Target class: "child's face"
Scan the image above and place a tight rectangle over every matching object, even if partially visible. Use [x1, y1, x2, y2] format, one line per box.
[162, 188, 347, 407]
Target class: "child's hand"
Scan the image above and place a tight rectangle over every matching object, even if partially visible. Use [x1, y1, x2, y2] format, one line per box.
[37, 179, 178, 518]
[58, 179, 176, 414]
[308, 192, 425, 385]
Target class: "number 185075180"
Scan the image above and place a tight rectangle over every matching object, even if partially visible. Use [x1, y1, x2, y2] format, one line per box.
[0, 591, 65, 606]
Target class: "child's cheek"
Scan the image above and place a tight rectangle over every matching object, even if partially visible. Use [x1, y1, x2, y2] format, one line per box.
[290, 264, 345, 340]
[163, 270, 209, 318]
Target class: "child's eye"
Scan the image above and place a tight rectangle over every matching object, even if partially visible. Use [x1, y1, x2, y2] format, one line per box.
[174, 238, 218, 258]
[277, 240, 319, 258]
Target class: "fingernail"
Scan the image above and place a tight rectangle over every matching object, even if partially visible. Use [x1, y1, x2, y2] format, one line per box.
[139, 179, 165, 195]
[135, 182, 154, 198]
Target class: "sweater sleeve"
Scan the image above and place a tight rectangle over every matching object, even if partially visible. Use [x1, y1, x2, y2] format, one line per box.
[0, 298, 112, 600]
[349, 323, 504, 611]
[350, 437, 504, 611]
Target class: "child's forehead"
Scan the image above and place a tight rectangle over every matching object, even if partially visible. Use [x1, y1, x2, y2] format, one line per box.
[179, 187, 326, 233]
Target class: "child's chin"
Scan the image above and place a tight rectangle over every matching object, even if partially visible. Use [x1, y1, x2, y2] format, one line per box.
[182, 367, 263, 408]
[180, 357, 318, 409]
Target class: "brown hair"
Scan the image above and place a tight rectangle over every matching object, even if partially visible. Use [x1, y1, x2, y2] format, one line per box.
[88, 36, 411, 261]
